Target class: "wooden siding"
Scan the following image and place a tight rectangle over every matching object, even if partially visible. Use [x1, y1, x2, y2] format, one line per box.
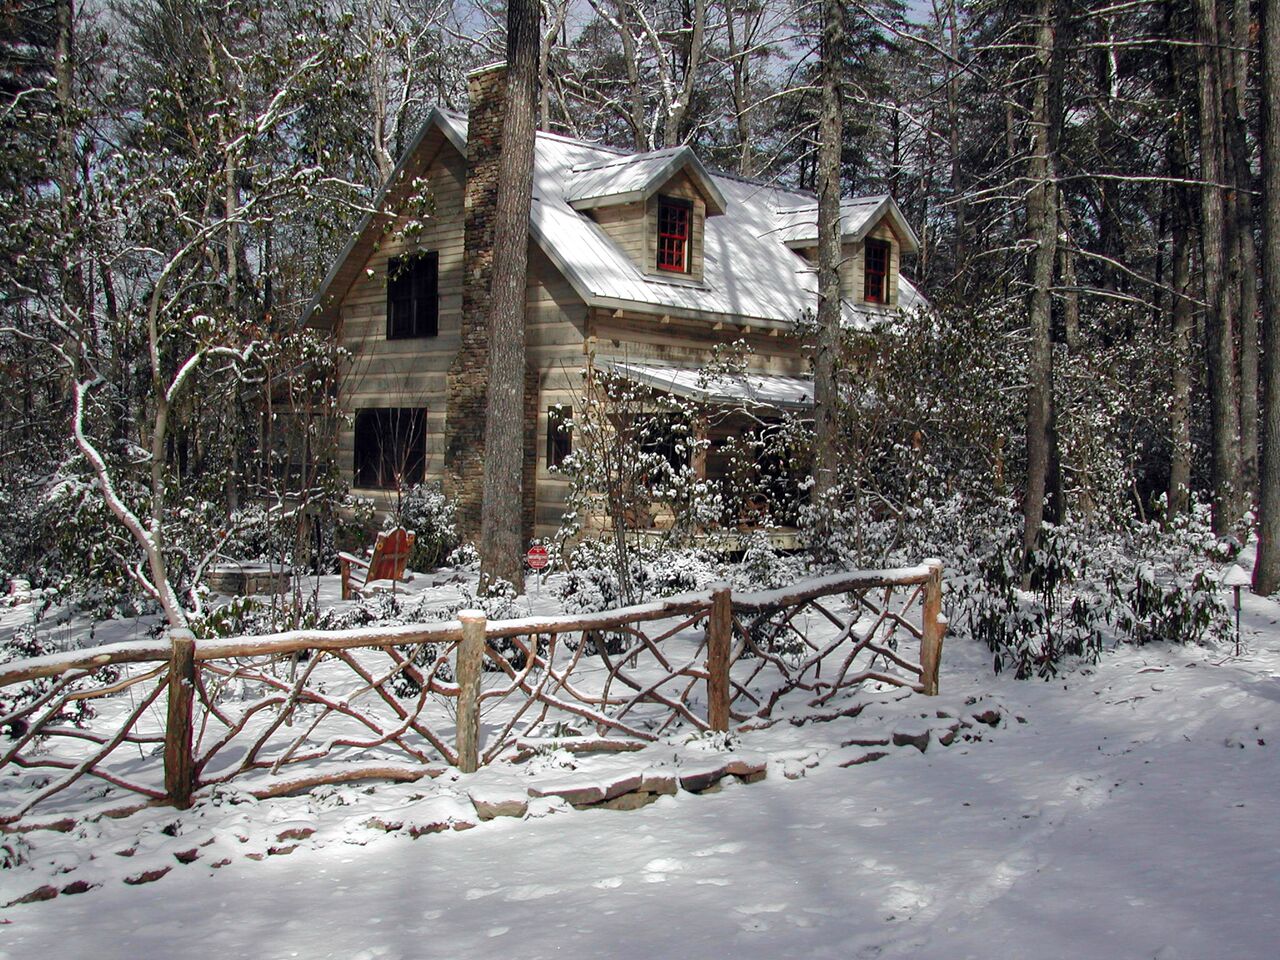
[338, 141, 590, 516]
[839, 220, 899, 306]
[592, 201, 648, 267]
[309, 124, 453, 329]
[589, 309, 805, 375]
[588, 170, 708, 283]
[338, 144, 466, 488]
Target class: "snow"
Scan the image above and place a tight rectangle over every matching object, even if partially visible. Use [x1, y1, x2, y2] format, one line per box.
[1223, 563, 1251, 588]
[2, 569, 1280, 957]
[601, 359, 816, 411]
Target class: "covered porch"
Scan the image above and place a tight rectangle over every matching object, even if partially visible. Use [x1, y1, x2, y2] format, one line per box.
[592, 360, 814, 548]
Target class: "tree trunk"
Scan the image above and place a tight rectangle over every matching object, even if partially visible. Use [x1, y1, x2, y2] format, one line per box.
[725, 0, 755, 176]
[1167, 5, 1196, 516]
[811, 0, 845, 560]
[947, 0, 965, 262]
[1168, 144, 1196, 518]
[662, 0, 706, 147]
[1195, 0, 1244, 533]
[1022, 0, 1062, 568]
[1227, 0, 1259, 499]
[1254, 0, 1280, 592]
[1058, 202, 1080, 352]
[538, 0, 568, 130]
[478, 0, 539, 593]
[55, 0, 87, 364]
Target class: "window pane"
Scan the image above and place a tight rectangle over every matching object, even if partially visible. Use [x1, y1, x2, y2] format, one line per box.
[354, 407, 427, 488]
[547, 405, 572, 469]
[387, 253, 439, 338]
[864, 240, 890, 303]
[657, 198, 690, 272]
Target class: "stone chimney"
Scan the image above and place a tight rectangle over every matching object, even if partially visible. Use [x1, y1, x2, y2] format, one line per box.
[444, 62, 540, 544]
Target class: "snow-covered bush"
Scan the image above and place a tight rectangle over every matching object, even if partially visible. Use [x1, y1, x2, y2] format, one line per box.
[446, 542, 479, 570]
[324, 494, 379, 570]
[551, 539, 628, 614]
[964, 524, 1107, 679]
[958, 510, 1231, 679]
[31, 477, 154, 620]
[385, 482, 458, 572]
[552, 540, 721, 615]
[553, 564, 622, 615]
[647, 548, 721, 595]
[188, 593, 323, 639]
[449, 579, 523, 622]
[219, 503, 304, 565]
[554, 343, 808, 602]
[0, 477, 43, 586]
[730, 533, 807, 591]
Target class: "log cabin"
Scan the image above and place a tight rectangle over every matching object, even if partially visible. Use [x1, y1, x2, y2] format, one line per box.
[305, 63, 923, 545]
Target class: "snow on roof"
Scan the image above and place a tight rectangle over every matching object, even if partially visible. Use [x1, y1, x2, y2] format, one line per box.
[601, 360, 815, 411]
[564, 146, 728, 215]
[310, 108, 923, 331]
[771, 197, 922, 253]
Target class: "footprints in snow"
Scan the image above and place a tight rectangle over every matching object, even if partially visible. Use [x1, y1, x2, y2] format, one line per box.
[466, 883, 563, 902]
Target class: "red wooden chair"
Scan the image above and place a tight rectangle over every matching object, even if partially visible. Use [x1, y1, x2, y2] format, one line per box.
[339, 527, 416, 600]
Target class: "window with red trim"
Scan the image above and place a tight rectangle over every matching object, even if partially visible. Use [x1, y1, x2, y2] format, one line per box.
[657, 197, 691, 273]
[864, 239, 890, 303]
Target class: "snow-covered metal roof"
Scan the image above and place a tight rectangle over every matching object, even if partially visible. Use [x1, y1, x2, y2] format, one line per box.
[564, 146, 728, 215]
[771, 196, 922, 253]
[308, 108, 923, 331]
[601, 360, 815, 411]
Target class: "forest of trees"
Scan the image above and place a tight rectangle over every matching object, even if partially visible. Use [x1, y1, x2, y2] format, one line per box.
[1, 0, 1278, 637]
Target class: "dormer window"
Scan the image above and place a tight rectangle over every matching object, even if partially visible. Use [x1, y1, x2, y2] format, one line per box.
[864, 239, 890, 303]
[657, 197, 691, 273]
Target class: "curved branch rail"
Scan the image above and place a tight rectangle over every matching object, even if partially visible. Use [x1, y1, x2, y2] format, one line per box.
[0, 563, 943, 824]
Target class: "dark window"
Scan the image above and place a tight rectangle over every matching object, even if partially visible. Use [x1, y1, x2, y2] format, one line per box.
[657, 197, 691, 273]
[547, 405, 572, 469]
[387, 252, 439, 339]
[354, 408, 427, 489]
[864, 239, 890, 304]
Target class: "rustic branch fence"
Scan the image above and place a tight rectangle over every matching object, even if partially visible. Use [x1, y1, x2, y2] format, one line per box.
[0, 561, 944, 825]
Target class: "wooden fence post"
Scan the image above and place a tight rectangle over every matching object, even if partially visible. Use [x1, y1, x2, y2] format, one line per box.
[164, 628, 197, 808]
[920, 560, 946, 696]
[706, 585, 732, 732]
[455, 610, 486, 773]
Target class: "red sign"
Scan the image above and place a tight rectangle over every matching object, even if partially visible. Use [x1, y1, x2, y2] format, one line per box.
[526, 545, 551, 570]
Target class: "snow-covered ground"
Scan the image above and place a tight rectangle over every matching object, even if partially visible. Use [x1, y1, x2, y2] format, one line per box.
[2, 574, 1279, 959]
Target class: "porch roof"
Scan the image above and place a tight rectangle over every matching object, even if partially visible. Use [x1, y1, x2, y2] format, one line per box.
[601, 361, 814, 412]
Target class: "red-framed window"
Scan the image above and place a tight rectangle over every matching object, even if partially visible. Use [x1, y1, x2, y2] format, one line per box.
[864, 239, 890, 303]
[657, 197, 691, 273]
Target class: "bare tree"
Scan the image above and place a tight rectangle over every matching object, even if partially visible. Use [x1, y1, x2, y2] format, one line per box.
[479, 0, 539, 593]
[1021, 0, 1063, 564]
[1195, 0, 1244, 533]
[1225, 0, 1259, 497]
[810, 0, 844, 559]
[1254, 0, 1280, 592]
